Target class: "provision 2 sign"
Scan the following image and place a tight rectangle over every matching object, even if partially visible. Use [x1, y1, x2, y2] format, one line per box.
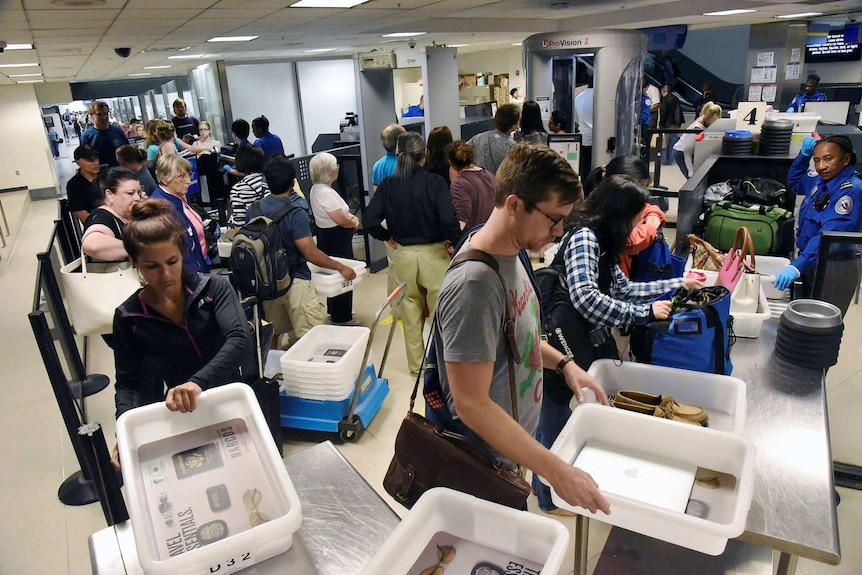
[541, 37, 590, 48]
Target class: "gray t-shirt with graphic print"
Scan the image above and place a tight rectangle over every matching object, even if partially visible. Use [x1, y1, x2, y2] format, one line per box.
[434, 240, 544, 465]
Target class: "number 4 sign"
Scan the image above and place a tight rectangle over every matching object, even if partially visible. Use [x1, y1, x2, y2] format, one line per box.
[735, 101, 768, 134]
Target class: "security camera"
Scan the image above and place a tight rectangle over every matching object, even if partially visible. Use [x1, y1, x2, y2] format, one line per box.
[0, 41, 6, 54]
[114, 47, 131, 58]
[408, 39, 416, 49]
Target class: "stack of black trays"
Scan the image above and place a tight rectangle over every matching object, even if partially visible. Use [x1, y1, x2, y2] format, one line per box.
[759, 118, 793, 156]
[722, 130, 753, 156]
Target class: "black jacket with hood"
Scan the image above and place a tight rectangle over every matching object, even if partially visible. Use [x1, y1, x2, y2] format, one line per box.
[112, 273, 255, 419]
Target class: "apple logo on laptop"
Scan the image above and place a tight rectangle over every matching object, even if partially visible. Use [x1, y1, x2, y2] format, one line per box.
[624, 467, 639, 478]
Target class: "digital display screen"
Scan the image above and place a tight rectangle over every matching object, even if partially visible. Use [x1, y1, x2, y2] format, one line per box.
[806, 29, 862, 63]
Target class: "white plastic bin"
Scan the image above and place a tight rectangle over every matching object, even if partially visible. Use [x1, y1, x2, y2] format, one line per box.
[308, 257, 367, 297]
[279, 325, 370, 395]
[116, 383, 302, 575]
[548, 404, 756, 556]
[360, 488, 569, 575]
[582, 360, 746, 434]
[753, 255, 790, 300]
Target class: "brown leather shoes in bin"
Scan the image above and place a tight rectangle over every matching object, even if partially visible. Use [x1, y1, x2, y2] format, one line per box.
[612, 391, 708, 426]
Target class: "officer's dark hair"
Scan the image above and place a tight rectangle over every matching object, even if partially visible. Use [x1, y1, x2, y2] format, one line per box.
[252, 115, 270, 132]
[806, 74, 821, 86]
[817, 135, 857, 166]
[231, 119, 251, 139]
[262, 156, 297, 196]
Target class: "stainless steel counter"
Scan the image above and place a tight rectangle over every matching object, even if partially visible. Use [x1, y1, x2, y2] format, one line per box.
[576, 319, 841, 575]
[89, 441, 400, 575]
[732, 320, 840, 566]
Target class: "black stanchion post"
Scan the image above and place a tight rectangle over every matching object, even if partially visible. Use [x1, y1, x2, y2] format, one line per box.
[78, 422, 129, 526]
[29, 311, 99, 506]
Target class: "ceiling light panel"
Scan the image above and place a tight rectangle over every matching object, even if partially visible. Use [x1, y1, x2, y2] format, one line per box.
[291, 0, 370, 6]
[5, 43, 35, 50]
[382, 31, 426, 37]
[702, 9, 756, 16]
[776, 12, 822, 19]
[0, 62, 41, 68]
[207, 35, 259, 42]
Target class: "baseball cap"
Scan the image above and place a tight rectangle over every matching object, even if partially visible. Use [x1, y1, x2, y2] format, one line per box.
[74, 144, 100, 161]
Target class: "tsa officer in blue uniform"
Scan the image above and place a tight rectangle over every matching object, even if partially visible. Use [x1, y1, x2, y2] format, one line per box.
[786, 74, 827, 113]
[775, 135, 862, 315]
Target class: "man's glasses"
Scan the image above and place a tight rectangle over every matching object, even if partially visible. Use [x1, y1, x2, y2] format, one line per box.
[532, 204, 567, 231]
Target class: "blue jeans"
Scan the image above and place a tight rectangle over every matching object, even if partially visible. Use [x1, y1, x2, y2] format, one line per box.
[532, 395, 573, 511]
[673, 149, 689, 179]
[662, 132, 680, 165]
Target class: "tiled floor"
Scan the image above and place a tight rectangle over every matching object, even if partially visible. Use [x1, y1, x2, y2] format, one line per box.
[0, 141, 860, 574]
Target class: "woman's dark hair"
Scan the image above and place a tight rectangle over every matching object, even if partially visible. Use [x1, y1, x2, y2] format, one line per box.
[252, 115, 270, 132]
[116, 145, 147, 166]
[581, 155, 650, 197]
[519, 101, 547, 135]
[97, 167, 139, 204]
[550, 110, 567, 129]
[817, 134, 857, 166]
[446, 140, 475, 170]
[568, 174, 649, 257]
[123, 199, 187, 263]
[395, 131, 426, 180]
[236, 144, 266, 174]
[426, 126, 453, 170]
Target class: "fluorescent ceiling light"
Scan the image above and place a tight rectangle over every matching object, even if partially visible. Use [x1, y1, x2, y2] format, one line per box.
[776, 12, 822, 18]
[129, 73, 151, 76]
[8, 72, 42, 77]
[449, 44, 470, 48]
[291, 0, 369, 6]
[511, 42, 522, 46]
[167, 54, 210, 59]
[382, 32, 426, 37]
[16, 79, 44, 83]
[304, 48, 338, 53]
[5, 43, 34, 50]
[143, 65, 173, 69]
[702, 9, 756, 16]
[0, 62, 40, 68]
[207, 35, 258, 42]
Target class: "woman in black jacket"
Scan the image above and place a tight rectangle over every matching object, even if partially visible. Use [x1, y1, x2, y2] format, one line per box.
[112, 199, 255, 420]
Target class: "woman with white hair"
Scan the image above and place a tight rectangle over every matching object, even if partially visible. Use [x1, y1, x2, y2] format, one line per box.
[309, 152, 361, 325]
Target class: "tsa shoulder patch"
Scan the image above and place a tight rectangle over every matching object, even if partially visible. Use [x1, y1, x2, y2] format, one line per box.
[835, 195, 853, 216]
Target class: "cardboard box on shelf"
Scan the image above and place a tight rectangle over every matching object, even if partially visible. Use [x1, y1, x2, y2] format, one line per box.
[460, 75, 477, 87]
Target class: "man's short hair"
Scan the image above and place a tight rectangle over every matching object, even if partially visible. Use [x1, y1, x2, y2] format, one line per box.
[380, 123, 405, 153]
[231, 119, 251, 139]
[494, 104, 521, 132]
[495, 143, 582, 208]
[172, 98, 185, 111]
[263, 156, 297, 195]
[88, 101, 108, 115]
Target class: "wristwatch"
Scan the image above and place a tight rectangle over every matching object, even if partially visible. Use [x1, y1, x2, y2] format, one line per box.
[555, 355, 573, 374]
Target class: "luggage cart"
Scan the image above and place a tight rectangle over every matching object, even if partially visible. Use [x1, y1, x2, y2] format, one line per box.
[277, 284, 405, 441]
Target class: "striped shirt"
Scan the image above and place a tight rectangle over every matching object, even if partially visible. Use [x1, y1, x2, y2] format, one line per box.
[229, 172, 269, 226]
[563, 227, 684, 327]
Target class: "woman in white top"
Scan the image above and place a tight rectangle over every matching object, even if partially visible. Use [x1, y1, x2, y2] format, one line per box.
[672, 101, 722, 179]
[309, 152, 361, 325]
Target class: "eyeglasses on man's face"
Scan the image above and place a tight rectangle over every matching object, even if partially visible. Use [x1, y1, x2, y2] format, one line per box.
[532, 203, 567, 232]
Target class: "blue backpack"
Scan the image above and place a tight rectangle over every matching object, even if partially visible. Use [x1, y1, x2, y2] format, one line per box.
[630, 286, 734, 375]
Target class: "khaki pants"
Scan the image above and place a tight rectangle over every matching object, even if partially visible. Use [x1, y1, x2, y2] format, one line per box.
[391, 242, 450, 375]
[263, 278, 327, 343]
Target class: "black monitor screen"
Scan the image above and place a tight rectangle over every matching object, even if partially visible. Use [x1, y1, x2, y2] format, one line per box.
[806, 29, 861, 63]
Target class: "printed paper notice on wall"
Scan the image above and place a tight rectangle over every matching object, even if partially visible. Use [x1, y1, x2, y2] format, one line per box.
[785, 63, 801, 81]
[751, 67, 777, 84]
[748, 85, 763, 102]
[790, 48, 801, 63]
[756, 52, 775, 67]
[761, 85, 777, 103]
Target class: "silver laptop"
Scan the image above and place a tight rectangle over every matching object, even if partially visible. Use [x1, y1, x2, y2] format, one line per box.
[804, 101, 851, 125]
[574, 440, 696, 513]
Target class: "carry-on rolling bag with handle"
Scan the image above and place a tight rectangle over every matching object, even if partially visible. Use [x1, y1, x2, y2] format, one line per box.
[243, 296, 282, 454]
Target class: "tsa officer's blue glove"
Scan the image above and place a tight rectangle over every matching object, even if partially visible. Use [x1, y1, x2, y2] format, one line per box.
[800, 135, 819, 156]
[774, 265, 800, 291]
[222, 164, 233, 174]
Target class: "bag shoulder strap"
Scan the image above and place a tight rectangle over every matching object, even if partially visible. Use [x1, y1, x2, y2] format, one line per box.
[409, 248, 520, 423]
[702, 304, 728, 375]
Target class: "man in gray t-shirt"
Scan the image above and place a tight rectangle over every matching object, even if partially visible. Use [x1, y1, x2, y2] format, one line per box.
[467, 103, 520, 174]
[434, 143, 611, 515]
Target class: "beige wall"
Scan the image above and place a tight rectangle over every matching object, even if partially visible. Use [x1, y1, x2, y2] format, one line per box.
[0, 85, 58, 193]
[457, 46, 524, 91]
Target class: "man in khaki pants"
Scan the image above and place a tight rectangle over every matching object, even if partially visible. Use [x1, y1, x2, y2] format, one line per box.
[258, 156, 356, 347]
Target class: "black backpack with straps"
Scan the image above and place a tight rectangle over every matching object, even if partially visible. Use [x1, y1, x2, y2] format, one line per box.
[534, 230, 617, 404]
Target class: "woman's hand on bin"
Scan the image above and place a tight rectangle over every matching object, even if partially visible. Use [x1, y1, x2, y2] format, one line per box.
[166, 382, 203, 413]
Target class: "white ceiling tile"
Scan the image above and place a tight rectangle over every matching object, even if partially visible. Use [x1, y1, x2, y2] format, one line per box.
[195, 7, 279, 19]
[26, 8, 120, 23]
[115, 8, 204, 20]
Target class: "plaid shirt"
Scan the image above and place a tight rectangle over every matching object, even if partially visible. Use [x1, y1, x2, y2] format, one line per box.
[564, 227, 685, 327]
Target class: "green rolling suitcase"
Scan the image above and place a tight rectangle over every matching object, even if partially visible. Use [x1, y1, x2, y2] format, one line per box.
[704, 200, 794, 256]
